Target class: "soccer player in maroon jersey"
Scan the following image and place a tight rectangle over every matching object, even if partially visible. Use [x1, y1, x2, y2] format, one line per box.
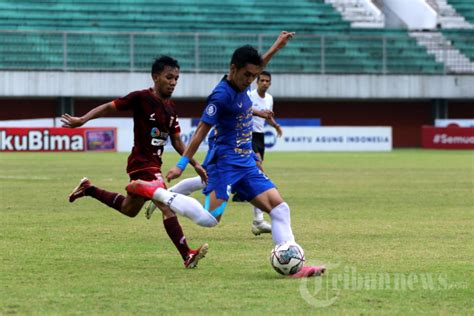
[61, 56, 208, 269]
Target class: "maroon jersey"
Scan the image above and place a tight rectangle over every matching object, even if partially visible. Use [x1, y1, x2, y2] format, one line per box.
[113, 88, 181, 175]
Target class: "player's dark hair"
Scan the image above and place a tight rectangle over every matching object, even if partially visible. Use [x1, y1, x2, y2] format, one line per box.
[230, 45, 263, 69]
[151, 55, 180, 75]
[258, 71, 271, 81]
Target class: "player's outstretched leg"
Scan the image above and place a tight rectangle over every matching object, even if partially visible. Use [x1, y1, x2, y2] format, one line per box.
[127, 179, 218, 227]
[269, 202, 325, 278]
[145, 176, 205, 220]
[126, 179, 165, 199]
[69, 177, 126, 212]
[184, 243, 209, 269]
[162, 213, 209, 268]
[69, 177, 91, 202]
[169, 176, 206, 196]
[251, 206, 272, 236]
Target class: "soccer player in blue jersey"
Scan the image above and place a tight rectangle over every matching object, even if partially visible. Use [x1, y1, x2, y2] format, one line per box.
[127, 32, 325, 277]
[144, 113, 273, 227]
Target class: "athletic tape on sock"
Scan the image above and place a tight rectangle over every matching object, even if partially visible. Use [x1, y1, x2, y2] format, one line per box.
[204, 194, 227, 218]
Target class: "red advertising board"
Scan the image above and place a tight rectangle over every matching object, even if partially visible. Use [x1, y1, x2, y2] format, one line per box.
[0, 127, 117, 152]
[422, 126, 474, 149]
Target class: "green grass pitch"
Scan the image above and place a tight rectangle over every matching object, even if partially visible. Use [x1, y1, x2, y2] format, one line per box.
[0, 150, 472, 315]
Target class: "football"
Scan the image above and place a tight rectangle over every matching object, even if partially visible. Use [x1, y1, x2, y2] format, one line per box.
[270, 241, 305, 275]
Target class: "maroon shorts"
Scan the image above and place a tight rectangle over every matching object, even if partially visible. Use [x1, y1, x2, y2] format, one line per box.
[128, 167, 167, 189]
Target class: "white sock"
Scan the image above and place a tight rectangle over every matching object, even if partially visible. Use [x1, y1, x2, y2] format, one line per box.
[253, 206, 264, 222]
[169, 176, 205, 196]
[269, 202, 295, 245]
[153, 188, 217, 227]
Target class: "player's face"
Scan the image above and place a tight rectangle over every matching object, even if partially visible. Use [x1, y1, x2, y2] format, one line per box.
[153, 66, 180, 99]
[257, 74, 271, 93]
[230, 63, 262, 92]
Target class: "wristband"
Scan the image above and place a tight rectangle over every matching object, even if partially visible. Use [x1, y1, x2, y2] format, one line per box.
[176, 156, 190, 171]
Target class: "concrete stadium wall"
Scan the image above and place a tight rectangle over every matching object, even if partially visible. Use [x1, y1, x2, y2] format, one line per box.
[382, 0, 437, 29]
[1, 71, 474, 99]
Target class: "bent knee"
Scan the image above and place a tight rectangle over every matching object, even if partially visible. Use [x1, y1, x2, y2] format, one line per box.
[197, 216, 219, 227]
[196, 209, 219, 227]
[197, 218, 219, 228]
[121, 205, 141, 217]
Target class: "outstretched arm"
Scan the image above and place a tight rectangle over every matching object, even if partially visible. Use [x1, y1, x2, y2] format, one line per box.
[166, 121, 213, 182]
[170, 133, 208, 184]
[261, 31, 295, 67]
[61, 102, 116, 128]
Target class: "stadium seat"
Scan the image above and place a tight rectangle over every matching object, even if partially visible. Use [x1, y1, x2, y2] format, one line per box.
[441, 29, 474, 62]
[0, 0, 445, 74]
[448, 0, 474, 24]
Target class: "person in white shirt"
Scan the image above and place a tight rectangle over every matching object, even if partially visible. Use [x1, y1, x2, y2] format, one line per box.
[246, 71, 283, 235]
[249, 71, 282, 164]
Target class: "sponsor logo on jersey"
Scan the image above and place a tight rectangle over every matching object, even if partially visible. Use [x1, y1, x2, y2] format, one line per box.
[150, 128, 168, 146]
[151, 127, 161, 138]
[151, 138, 167, 146]
[206, 104, 217, 116]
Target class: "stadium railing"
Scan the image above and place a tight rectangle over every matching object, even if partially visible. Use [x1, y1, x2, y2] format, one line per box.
[1, 30, 471, 74]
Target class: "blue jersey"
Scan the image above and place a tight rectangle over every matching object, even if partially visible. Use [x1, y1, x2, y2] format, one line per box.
[202, 127, 259, 169]
[201, 77, 256, 168]
[207, 127, 217, 149]
[201, 128, 216, 169]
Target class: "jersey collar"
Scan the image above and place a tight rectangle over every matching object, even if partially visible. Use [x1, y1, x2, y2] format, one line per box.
[222, 75, 240, 93]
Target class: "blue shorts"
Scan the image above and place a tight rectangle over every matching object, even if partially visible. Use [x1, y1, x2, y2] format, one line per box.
[203, 164, 275, 201]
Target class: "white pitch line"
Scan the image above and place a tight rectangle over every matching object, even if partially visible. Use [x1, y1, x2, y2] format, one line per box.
[0, 175, 51, 180]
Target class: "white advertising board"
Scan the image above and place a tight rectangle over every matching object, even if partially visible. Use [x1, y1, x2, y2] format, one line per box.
[173, 125, 392, 152]
[262, 126, 392, 152]
[1, 119, 392, 152]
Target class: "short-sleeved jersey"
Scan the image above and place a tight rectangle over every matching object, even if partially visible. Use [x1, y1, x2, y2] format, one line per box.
[249, 89, 273, 133]
[113, 88, 181, 174]
[200, 76, 256, 168]
[202, 127, 259, 169]
[201, 128, 217, 169]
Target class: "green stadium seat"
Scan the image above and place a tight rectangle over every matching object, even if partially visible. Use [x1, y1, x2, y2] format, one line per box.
[448, 0, 474, 24]
[441, 29, 474, 62]
[0, 0, 444, 74]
